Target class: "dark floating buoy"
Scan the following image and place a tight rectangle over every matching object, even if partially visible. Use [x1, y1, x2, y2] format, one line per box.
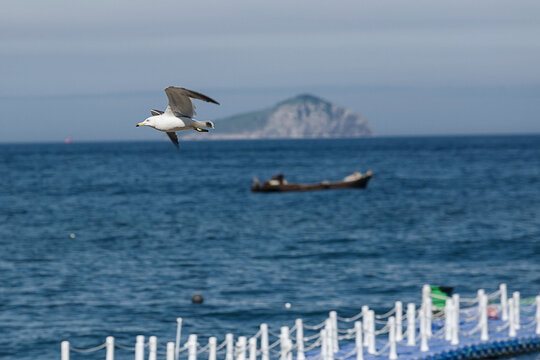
[192, 294, 204, 304]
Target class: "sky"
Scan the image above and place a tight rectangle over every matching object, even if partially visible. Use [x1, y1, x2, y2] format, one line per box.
[1, 0, 539, 142]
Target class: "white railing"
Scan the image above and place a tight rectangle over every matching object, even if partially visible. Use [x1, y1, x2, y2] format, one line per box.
[61, 283, 540, 360]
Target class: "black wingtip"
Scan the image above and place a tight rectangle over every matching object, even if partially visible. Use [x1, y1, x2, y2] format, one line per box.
[166, 132, 180, 150]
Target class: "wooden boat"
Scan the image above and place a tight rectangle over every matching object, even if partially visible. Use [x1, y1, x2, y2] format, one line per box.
[251, 170, 373, 193]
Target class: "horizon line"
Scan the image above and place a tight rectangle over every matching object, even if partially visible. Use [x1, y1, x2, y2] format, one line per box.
[1, 132, 539, 146]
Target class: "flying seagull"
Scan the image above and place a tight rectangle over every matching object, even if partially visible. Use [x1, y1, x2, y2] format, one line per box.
[136, 86, 220, 149]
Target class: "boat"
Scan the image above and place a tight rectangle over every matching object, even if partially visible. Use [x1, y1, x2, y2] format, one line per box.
[251, 170, 373, 193]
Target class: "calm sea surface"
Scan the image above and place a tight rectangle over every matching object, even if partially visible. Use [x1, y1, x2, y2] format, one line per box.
[1, 136, 539, 360]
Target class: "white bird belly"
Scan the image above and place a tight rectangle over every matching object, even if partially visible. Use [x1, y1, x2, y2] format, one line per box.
[154, 115, 194, 132]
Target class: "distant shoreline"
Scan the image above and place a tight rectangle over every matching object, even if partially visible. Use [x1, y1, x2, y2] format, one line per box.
[0, 133, 539, 146]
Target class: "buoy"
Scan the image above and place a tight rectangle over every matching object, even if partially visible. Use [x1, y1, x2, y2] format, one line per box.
[192, 294, 204, 304]
[488, 306, 499, 319]
[69, 233, 76, 239]
[285, 302, 291, 309]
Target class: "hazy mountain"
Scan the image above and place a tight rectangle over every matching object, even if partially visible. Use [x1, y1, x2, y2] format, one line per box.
[187, 94, 373, 140]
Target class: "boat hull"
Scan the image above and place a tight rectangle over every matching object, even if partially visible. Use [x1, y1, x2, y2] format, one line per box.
[251, 173, 372, 193]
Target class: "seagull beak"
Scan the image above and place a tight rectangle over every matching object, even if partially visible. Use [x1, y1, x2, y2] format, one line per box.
[136, 122, 145, 127]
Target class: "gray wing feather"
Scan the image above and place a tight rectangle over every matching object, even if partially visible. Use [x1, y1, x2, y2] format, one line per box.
[164, 86, 220, 118]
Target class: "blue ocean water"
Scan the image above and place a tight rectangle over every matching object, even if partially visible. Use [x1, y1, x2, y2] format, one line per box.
[0, 135, 539, 360]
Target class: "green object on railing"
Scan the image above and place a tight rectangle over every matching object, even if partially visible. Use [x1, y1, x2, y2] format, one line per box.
[431, 286, 453, 308]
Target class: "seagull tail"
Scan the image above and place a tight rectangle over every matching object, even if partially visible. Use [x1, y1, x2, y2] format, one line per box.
[193, 120, 215, 129]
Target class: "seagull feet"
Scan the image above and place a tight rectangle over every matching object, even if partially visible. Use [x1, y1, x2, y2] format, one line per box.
[194, 128, 209, 132]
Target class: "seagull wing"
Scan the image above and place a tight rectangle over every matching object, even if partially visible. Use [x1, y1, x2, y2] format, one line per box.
[164, 86, 220, 118]
[166, 132, 179, 150]
[150, 109, 164, 116]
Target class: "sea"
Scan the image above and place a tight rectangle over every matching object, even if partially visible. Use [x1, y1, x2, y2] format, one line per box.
[0, 135, 539, 360]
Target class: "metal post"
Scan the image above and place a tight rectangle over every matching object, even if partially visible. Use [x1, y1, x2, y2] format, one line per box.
[422, 283, 432, 337]
[175, 318, 183, 360]
[149, 336, 157, 360]
[513, 291, 520, 329]
[280, 327, 290, 360]
[167, 342, 175, 360]
[249, 337, 257, 360]
[395, 301, 403, 342]
[508, 298, 516, 337]
[500, 284, 508, 321]
[361, 306, 369, 347]
[321, 329, 327, 360]
[451, 294, 459, 345]
[367, 310, 376, 355]
[188, 335, 198, 360]
[296, 319, 305, 360]
[420, 308, 428, 352]
[330, 311, 339, 353]
[325, 318, 333, 356]
[407, 303, 416, 346]
[444, 299, 453, 341]
[480, 294, 489, 341]
[477, 289, 485, 299]
[326, 324, 334, 360]
[209, 337, 217, 360]
[477, 289, 485, 328]
[106, 337, 114, 360]
[422, 284, 431, 307]
[61, 341, 70, 360]
[135, 335, 145, 360]
[354, 321, 363, 360]
[389, 317, 397, 360]
[236, 336, 247, 360]
[535, 295, 540, 335]
[226, 334, 234, 360]
[426, 297, 432, 338]
[261, 324, 269, 360]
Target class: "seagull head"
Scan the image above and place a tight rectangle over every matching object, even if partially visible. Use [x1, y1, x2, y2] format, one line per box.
[136, 117, 154, 128]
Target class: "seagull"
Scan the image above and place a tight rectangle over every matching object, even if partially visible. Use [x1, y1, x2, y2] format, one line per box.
[136, 86, 220, 149]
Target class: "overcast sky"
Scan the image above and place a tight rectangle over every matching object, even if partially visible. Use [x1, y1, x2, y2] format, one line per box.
[1, 0, 539, 142]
